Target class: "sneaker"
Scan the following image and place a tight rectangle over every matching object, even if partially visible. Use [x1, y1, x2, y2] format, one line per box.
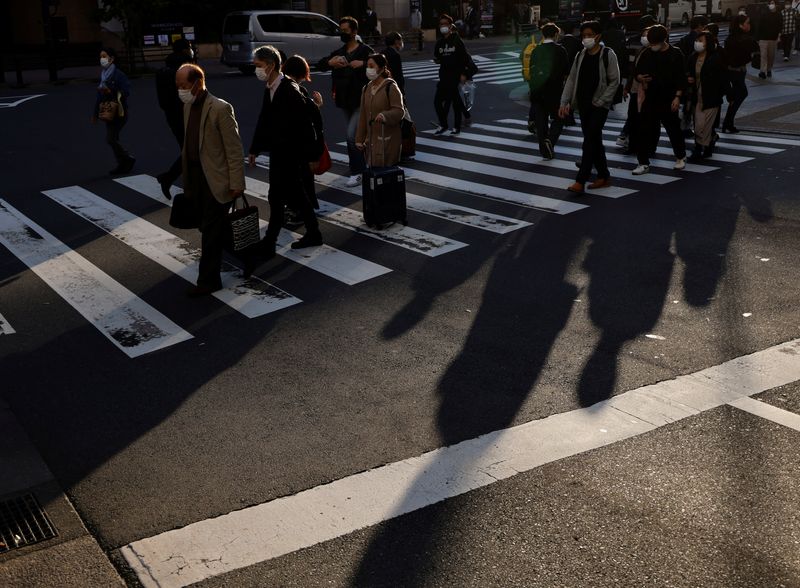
[346, 174, 362, 187]
[433, 127, 447, 136]
[615, 135, 628, 147]
[541, 139, 554, 160]
[674, 157, 686, 170]
[527, 120, 537, 134]
[758, 71, 767, 79]
[632, 164, 650, 175]
[785, 56, 790, 62]
[450, 128, 461, 135]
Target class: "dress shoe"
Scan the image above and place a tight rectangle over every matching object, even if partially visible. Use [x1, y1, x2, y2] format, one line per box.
[242, 242, 276, 278]
[186, 284, 221, 298]
[588, 177, 611, 189]
[290, 232, 323, 249]
[566, 182, 585, 193]
[156, 173, 173, 200]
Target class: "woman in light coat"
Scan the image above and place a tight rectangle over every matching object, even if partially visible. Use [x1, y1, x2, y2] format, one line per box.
[355, 53, 404, 168]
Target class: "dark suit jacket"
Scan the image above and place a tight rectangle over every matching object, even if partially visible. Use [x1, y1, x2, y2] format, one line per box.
[249, 76, 317, 163]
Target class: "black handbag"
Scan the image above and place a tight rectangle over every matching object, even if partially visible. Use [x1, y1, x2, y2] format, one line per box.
[228, 194, 261, 252]
[169, 193, 200, 229]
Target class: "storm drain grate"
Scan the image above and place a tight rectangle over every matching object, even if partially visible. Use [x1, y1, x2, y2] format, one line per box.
[0, 494, 58, 553]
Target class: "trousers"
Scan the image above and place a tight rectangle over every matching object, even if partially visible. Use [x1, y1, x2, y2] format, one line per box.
[105, 116, 131, 164]
[576, 105, 610, 184]
[434, 80, 462, 130]
[186, 162, 231, 290]
[264, 157, 320, 245]
[722, 69, 748, 129]
[637, 100, 686, 165]
[759, 39, 777, 72]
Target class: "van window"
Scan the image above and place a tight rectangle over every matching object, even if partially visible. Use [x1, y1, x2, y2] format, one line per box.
[224, 15, 250, 35]
[283, 15, 314, 34]
[258, 15, 284, 33]
[309, 15, 339, 35]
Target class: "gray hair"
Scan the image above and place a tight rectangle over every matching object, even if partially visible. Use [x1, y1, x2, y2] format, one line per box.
[253, 45, 281, 67]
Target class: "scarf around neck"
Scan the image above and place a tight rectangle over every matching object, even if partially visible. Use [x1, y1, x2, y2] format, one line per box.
[99, 63, 116, 90]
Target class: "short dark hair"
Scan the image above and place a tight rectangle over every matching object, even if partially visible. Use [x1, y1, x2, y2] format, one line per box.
[101, 47, 117, 59]
[541, 23, 560, 38]
[647, 24, 668, 44]
[367, 53, 391, 78]
[385, 31, 402, 46]
[690, 15, 708, 29]
[282, 54, 310, 80]
[340, 16, 358, 32]
[173, 38, 190, 53]
[439, 13, 454, 25]
[706, 22, 720, 36]
[253, 45, 281, 67]
[697, 30, 717, 51]
[580, 20, 602, 35]
[639, 14, 657, 29]
[178, 63, 204, 82]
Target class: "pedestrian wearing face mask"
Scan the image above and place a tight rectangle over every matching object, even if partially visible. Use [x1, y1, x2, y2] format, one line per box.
[175, 64, 245, 297]
[355, 54, 405, 167]
[631, 25, 688, 176]
[92, 48, 135, 175]
[317, 17, 373, 187]
[757, 2, 782, 77]
[382, 31, 405, 93]
[722, 15, 759, 132]
[687, 32, 729, 161]
[558, 21, 620, 193]
[247, 46, 323, 273]
[616, 15, 658, 153]
[780, 2, 798, 61]
[433, 14, 476, 136]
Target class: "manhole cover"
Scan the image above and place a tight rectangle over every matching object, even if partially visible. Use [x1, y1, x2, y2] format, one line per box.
[0, 494, 58, 553]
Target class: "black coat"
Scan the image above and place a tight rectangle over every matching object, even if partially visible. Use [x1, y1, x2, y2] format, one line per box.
[382, 46, 405, 93]
[248, 76, 317, 162]
[317, 42, 373, 111]
[724, 32, 759, 67]
[688, 51, 729, 110]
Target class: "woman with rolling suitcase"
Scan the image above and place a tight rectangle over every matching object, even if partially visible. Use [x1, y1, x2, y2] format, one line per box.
[355, 53, 405, 167]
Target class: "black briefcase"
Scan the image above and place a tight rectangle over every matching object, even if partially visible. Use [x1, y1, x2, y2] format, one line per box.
[169, 193, 200, 229]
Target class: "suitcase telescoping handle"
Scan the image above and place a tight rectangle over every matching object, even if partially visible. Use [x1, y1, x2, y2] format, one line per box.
[367, 118, 386, 170]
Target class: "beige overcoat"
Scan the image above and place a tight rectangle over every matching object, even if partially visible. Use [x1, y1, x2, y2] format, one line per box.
[355, 77, 405, 168]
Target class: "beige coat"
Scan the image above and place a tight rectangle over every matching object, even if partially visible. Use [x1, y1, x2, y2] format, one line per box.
[355, 77, 405, 167]
[182, 92, 245, 204]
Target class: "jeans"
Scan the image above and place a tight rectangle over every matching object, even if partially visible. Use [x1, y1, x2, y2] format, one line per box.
[576, 105, 610, 184]
[759, 39, 777, 72]
[637, 100, 686, 165]
[722, 69, 748, 129]
[105, 116, 132, 164]
[434, 80, 462, 130]
[343, 107, 365, 176]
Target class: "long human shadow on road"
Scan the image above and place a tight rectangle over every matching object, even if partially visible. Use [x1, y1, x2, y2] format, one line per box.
[351, 182, 755, 585]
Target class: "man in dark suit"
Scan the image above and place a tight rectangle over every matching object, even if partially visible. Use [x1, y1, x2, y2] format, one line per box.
[382, 32, 405, 93]
[247, 46, 322, 274]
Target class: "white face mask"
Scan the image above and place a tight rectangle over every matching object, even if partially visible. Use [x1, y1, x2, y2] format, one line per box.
[650, 43, 662, 52]
[100, 57, 110, 68]
[440, 26, 450, 34]
[738, 10, 747, 15]
[694, 41, 705, 53]
[178, 81, 197, 105]
[255, 67, 269, 82]
[581, 37, 596, 50]
[366, 67, 379, 80]
[769, 3, 776, 9]
[640, 36, 649, 47]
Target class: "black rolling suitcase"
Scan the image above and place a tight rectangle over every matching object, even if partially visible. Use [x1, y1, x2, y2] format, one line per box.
[362, 121, 407, 228]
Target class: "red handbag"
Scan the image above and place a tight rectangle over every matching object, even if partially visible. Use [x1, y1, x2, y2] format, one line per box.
[315, 142, 332, 175]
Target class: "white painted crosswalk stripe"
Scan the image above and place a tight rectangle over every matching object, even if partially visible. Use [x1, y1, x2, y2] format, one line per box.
[416, 135, 679, 186]
[0, 199, 192, 357]
[43, 186, 301, 318]
[0, 313, 15, 335]
[326, 151, 588, 215]
[428, 129, 719, 173]
[472, 123, 754, 164]
[245, 175, 467, 257]
[120, 175, 390, 286]
[307, 170, 532, 234]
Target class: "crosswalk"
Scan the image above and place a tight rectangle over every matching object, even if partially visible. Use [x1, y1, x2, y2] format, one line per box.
[0, 117, 793, 358]
[403, 52, 525, 85]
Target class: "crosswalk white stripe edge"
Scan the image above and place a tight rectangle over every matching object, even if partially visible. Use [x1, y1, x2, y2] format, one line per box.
[121, 337, 800, 587]
[43, 186, 301, 318]
[728, 397, 800, 432]
[0, 312, 16, 335]
[0, 199, 193, 357]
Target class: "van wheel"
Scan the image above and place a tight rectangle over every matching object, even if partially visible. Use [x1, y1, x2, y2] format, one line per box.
[239, 65, 255, 75]
[681, 13, 689, 26]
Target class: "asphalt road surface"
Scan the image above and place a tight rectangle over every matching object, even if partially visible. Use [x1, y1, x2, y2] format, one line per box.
[1, 36, 799, 587]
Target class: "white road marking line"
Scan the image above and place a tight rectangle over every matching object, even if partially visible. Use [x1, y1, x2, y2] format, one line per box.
[422, 129, 719, 173]
[245, 174, 467, 257]
[300, 169, 532, 234]
[364, 145, 637, 198]
[0, 199, 192, 358]
[472, 123, 754, 164]
[415, 136, 678, 186]
[122, 337, 800, 587]
[497, 118, 784, 155]
[43, 186, 301, 318]
[501, 51, 521, 58]
[326, 151, 587, 215]
[0, 313, 15, 335]
[0, 94, 46, 108]
[598, 119, 800, 148]
[120, 175, 390, 286]
[489, 76, 526, 85]
[728, 397, 800, 432]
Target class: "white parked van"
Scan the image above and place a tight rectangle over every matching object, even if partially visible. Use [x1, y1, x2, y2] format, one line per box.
[663, 0, 722, 25]
[221, 10, 342, 73]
